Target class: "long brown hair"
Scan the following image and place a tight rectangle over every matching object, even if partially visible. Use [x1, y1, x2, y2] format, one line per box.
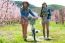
[22, 1, 29, 9]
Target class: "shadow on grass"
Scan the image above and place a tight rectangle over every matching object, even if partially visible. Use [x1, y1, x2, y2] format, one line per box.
[25, 39, 55, 43]
[26, 40, 40, 43]
[44, 38, 53, 41]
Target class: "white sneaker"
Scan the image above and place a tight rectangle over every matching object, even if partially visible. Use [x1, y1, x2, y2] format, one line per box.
[44, 37, 50, 40]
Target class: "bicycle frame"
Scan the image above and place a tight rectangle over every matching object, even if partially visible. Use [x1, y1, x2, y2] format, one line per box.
[28, 17, 36, 41]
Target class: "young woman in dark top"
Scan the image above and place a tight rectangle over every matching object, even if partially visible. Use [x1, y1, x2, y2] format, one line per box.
[40, 2, 51, 40]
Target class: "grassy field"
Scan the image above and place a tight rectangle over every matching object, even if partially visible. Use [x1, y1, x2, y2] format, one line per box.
[0, 19, 65, 43]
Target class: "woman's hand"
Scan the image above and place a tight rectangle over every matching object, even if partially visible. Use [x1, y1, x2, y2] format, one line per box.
[32, 17, 38, 19]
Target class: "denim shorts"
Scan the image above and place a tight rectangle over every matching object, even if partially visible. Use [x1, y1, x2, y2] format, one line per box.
[21, 17, 28, 24]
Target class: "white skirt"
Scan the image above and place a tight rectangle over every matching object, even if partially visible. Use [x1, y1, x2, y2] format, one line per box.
[42, 17, 49, 24]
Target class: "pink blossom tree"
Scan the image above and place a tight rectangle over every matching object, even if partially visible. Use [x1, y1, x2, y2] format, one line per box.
[0, 0, 20, 25]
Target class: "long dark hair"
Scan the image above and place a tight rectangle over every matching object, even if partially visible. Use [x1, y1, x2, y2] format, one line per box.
[41, 3, 47, 14]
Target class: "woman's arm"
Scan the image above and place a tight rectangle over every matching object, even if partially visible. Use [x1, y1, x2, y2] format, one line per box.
[29, 9, 35, 17]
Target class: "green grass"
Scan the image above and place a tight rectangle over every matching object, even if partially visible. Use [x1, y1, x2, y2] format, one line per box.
[0, 19, 65, 43]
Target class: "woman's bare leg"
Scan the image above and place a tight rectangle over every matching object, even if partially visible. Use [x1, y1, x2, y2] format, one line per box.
[46, 21, 49, 38]
[21, 20, 28, 40]
[42, 23, 45, 38]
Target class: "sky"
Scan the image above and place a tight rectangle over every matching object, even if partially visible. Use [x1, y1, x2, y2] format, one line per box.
[13, 0, 65, 7]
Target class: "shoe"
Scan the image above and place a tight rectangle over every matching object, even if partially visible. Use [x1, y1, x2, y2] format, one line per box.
[44, 37, 50, 40]
[24, 38, 27, 41]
